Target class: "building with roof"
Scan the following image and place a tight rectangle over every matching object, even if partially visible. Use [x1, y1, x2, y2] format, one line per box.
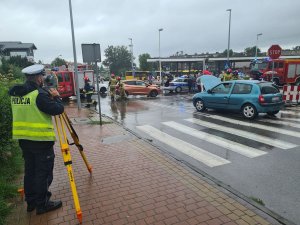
[0, 41, 37, 62]
[147, 50, 300, 75]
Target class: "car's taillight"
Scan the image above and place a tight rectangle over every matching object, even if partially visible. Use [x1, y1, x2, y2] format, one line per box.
[259, 95, 265, 104]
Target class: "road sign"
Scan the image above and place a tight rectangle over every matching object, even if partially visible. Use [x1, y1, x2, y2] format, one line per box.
[268, 45, 282, 59]
[81, 43, 101, 63]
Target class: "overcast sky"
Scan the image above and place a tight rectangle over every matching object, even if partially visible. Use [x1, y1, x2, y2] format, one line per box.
[1, 0, 299, 64]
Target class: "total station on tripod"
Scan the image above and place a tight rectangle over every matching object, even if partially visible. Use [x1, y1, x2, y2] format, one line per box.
[44, 70, 58, 90]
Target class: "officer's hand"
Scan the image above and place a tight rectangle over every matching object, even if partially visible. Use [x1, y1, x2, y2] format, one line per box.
[49, 88, 60, 97]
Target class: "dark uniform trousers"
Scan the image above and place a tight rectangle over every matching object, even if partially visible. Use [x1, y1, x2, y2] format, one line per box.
[22, 146, 55, 207]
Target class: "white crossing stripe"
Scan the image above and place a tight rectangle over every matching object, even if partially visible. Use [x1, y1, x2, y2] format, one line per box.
[285, 107, 300, 111]
[137, 125, 230, 167]
[197, 114, 300, 138]
[163, 121, 266, 158]
[185, 118, 297, 149]
[280, 117, 300, 122]
[280, 110, 300, 116]
[258, 118, 300, 129]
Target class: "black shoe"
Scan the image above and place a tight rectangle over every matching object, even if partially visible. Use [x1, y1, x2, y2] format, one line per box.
[27, 203, 36, 212]
[36, 200, 62, 215]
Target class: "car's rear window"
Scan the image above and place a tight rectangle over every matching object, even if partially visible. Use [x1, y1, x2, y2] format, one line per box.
[258, 83, 280, 94]
[124, 81, 136, 85]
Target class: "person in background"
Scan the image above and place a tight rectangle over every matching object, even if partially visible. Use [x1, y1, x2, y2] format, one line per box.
[9, 64, 64, 215]
[83, 77, 94, 108]
[187, 75, 193, 93]
[223, 68, 233, 81]
[108, 73, 117, 101]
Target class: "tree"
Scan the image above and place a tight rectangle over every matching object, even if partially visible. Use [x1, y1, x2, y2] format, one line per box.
[51, 57, 67, 67]
[244, 46, 260, 57]
[222, 49, 234, 57]
[293, 46, 300, 51]
[0, 57, 27, 80]
[5, 56, 33, 69]
[139, 53, 152, 71]
[102, 45, 132, 75]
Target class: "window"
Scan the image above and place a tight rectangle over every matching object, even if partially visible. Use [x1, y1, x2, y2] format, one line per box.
[211, 83, 232, 94]
[296, 64, 300, 75]
[279, 62, 284, 68]
[124, 81, 136, 85]
[57, 73, 63, 82]
[232, 83, 252, 94]
[258, 83, 279, 94]
[64, 73, 70, 82]
[287, 64, 296, 78]
[136, 81, 145, 86]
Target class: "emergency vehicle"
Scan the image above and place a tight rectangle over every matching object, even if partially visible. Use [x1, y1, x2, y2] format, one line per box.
[258, 59, 300, 85]
[45, 68, 107, 100]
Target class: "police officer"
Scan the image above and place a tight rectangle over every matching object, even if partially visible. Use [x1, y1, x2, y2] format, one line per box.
[9, 64, 64, 215]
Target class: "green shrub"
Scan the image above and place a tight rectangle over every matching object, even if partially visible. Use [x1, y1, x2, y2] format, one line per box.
[0, 76, 23, 225]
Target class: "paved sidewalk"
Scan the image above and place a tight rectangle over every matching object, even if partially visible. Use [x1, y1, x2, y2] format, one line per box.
[7, 105, 282, 225]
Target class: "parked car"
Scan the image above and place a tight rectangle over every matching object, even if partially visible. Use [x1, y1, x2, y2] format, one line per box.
[192, 79, 284, 119]
[163, 77, 190, 93]
[118, 80, 161, 97]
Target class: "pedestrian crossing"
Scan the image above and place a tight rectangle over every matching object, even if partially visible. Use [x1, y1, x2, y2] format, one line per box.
[137, 125, 230, 167]
[163, 121, 266, 158]
[136, 101, 300, 168]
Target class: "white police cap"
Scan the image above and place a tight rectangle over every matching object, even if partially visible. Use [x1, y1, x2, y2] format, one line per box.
[22, 64, 45, 76]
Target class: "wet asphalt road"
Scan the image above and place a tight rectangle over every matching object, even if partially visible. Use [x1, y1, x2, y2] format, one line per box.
[75, 92, 300, 224]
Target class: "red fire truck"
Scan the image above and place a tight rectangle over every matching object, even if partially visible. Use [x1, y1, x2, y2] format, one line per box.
[45, 69, 107, 100]
[260, 59, 300, 85]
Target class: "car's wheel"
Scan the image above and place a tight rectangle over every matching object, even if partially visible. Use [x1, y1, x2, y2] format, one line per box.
[195, 99, 206, 112]
[175, 86, 182, 93]
[149, 90, 158, 97]
[241, 104, 257, 119]
[267, 110, 279, 116]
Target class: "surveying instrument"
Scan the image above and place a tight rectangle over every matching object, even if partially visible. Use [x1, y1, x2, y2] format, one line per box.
[47, 73, 92, 223]
[55, 112, 92, 223]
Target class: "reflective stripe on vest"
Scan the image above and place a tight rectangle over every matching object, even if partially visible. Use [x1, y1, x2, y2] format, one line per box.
[11, 90, 56, 141]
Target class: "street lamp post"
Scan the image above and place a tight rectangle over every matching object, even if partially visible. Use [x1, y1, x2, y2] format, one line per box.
[68, 0, 81, 109]
[226, 9, 231, 68]
[158, 28, 163, 85]
[128, 38, 135, 77]
[255, 33, 263, 59]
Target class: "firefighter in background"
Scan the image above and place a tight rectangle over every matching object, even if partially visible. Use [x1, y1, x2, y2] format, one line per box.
[232, 70, 240, 80]
[108, 74, 117, 101]
[83, 77, 94, 108]
[116, 76, 127, 101]
[223, 68, 233, 81]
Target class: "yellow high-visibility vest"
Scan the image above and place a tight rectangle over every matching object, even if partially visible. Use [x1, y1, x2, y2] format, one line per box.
[11, 90, 56, 141]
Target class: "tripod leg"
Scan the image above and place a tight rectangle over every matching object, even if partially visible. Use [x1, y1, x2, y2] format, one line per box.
[55, 116, 83, 224]
[62, 113, 92, 173]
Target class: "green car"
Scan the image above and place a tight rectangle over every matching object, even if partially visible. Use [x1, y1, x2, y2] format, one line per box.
[192, 79, 284, 119]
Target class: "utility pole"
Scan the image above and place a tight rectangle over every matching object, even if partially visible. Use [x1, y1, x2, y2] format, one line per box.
[68, 0, 81, 109]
